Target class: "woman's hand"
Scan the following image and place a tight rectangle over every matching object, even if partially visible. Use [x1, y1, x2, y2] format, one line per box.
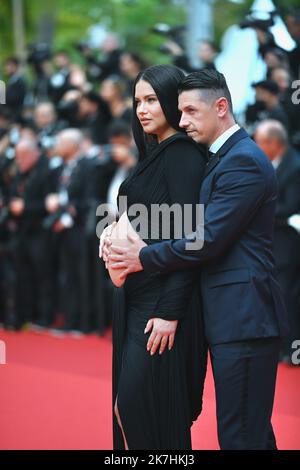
[144, 318, 178, 355]
[99, 222, 117, 264]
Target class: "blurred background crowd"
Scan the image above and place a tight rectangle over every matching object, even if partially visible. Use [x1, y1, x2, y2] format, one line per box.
[0, 0, 300, 365]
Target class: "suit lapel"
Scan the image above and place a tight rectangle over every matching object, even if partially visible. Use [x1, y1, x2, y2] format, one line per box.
[203, 153, 220, 178]
[202, 128, 249, 179]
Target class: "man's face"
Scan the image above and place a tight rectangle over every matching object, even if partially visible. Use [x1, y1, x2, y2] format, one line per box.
[254, 130, 280, 161]
[54, 137, 69, 159]
[286, 15, 300, 41]
[54, 53, 69, 70]
[15, 145, 39, 173]
[78, 98, 98, 117]
[198, 42, 215, 64]
[255, 87, 273, 105]
[4, 61, 17, 77]
[34, 104, 56, 129]
[178, 89, 218, 145]
[271, 69, 290, 92]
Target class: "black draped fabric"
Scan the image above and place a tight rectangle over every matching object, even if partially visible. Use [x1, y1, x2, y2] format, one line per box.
[112, 286, 127, 450]
[112, 133, 208, 450]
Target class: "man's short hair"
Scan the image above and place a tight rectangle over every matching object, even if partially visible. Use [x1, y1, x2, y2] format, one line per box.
[252, 79, 280, 96]
[108, 120, 131, 139]
[288, 9, 300, 23]
[256, 119, 288, 146]
[4, 56, 20, 67]
[178, 68, 233, 113]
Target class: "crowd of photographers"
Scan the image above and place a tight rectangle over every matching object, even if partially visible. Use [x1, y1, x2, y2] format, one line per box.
[0, 10, 300, 362]
[0, 34, 141, 335]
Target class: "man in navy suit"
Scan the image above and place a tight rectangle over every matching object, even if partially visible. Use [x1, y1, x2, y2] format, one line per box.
[105, 69, 289, 449]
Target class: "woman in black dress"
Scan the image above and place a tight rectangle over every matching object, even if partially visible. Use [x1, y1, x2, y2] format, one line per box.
[103, 64, 207, 449]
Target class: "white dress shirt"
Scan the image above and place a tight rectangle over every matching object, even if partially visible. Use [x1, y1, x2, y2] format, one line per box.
[107, 167, 128, 217]
[271, 155, 283, 170]
[209, 123, 241, 154]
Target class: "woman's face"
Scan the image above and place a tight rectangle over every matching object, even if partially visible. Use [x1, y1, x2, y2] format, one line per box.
[135, 80, 172, 141]
[120, 53, 140, 77]
[100, 79, 119, 102]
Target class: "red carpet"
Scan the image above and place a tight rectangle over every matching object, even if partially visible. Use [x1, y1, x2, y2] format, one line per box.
[0, 328, 299, 450]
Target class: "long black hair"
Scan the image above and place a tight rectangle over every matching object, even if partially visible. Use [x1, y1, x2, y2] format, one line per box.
[132, 64, 186, 160]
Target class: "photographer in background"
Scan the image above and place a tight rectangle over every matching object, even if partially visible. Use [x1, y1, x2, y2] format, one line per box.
[100, 75, 132, 123]
[286, 10, 300, 79]
[48, 50, 72, 104]
[3, 57, 27, 122]
[151, 23, 218, 72]
[165, 38, 218, 72]
[119, 52, 146, 97]
[33, 101, 66, 149]
[27, 43, 52, 101]
[270, 66, 300, 151]
[45, 129, 89, 332]
[239, 10, 279, 57]
[7, 138, 55, 329]
[57, 89, 112, 144]
[82, 127, 119, 334]
[255, 120, 300, 366]
[77, 91, 112, 144]
[78, 33, 122, 83]
[246, 79, 289, 135]
[0, 184, 15, 328]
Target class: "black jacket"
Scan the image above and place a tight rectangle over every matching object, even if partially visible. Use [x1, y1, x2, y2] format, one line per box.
[274, 146, 300, 268]
[9, 155, 55, 235]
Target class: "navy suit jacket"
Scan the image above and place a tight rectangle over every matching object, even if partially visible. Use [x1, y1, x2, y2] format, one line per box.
[140, 128, 289, 345]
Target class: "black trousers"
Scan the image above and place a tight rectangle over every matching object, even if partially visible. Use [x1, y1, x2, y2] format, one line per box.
[210, 337, 281, 450]
[15, 231, 54, 327]
[59, 226, 88, 330]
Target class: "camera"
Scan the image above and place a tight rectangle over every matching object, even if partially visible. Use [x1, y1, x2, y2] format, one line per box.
[27, 42, 52, 76]
[27, 43, 51, 65]
[43, 206, 74, 231]
[74, 40, 91, 53]
[56, 99, 79, 122]
[0, 207, 9, 226]
[239, 10, 276, 31]
[100, 144, 113, 158]
[151, 23, 186, 53]
[0, 189, 9, 226]
[39, 135, 57, 151]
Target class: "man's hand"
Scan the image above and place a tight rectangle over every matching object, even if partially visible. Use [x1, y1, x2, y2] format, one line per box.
[9, 198, 25, 216]
[45, 194, 60, 213]
[53, 220, 66, 233]
[145, 318, 178, 355]
[108, 233, 146, 280]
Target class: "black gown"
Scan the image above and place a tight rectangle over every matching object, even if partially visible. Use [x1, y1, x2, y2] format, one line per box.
[113, 133, 208, 450]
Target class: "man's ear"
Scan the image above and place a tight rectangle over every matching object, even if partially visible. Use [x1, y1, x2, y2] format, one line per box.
[216, 97, 228, 117]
